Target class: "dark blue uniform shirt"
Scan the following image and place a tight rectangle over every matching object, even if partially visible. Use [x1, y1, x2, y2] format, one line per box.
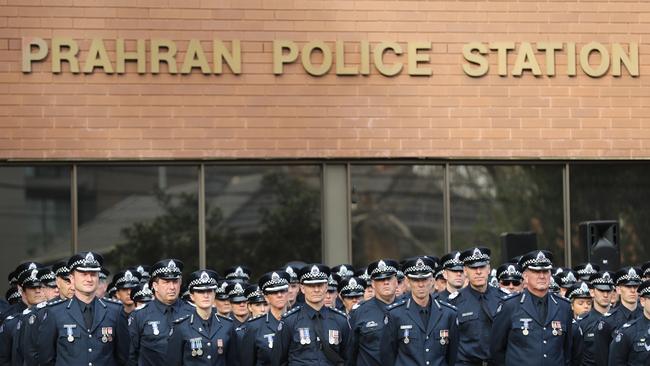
[166, 309, 238, 366]
[593, 304, 643, 366]
[37, 296, 129, 366]
[346, 297, 394, 366]
[380, 295, 459, 366]
[271, 304, 350, 366]
[448, 285, 504, 364]
[240, 312, 281, 366]
[607, 314, 650, 366]
[489, 290, 573, 366]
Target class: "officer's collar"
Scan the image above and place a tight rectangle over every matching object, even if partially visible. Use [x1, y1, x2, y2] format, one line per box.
[153, 297, 180, 313]
[304, 303, 326, 319]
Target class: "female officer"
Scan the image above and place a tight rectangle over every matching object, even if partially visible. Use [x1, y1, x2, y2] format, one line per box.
[166, 270, 238, 366]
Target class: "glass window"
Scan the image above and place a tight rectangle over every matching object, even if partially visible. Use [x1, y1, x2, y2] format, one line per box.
[77, 166, 199, 277]
[0, 166, 72, 294]
[450, 165, 565, 265]
[204, 165, 322, 279]
[350, 165, 445, 267]
[570, 163, 650, 266]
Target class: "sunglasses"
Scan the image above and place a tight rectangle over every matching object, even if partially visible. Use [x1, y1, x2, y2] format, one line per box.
[500, 280, 522, 286]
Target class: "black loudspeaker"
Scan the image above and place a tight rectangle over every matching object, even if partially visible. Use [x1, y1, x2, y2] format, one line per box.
[579, 220, 620, 271]
[500, 232, 538, 264]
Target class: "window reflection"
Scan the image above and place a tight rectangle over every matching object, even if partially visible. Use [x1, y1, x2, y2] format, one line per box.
[0, 166, 71, 294]
[204, 166, 322, 279]
[350, 165, 445, 266]
[570, 163, 650, 266]
[450, 165, 565, 265]
[77, 166, 199, 277]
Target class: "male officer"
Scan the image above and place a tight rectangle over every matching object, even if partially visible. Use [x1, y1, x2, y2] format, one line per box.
[128, 258, 192, 366]
[166, 270, 238, 365]
[131, 283, 154, 308]
[1, 262, 42, 323]
[332, 265, 355, 282]
[0, 265, 45, 365]
[271, 264, 350, 366]
[114, 269, 142, 322]
[593, 266, 643, 366]
[38, 251, 129, 366]
[347, 259, 399, 366]
[575, 271, 615, 366]
[489, 250, 573, 366]
[435, 251, 465, 302]
[554, 268, 579, 298]
[225, 266, 252, 285]
[573, 263, 600, 282]
[284, 265, 302, 308]
[380, 256, 459, 366]
[52, 262, 75, 300]
[607, 280, 650, 365]
[449, 247, 504, 366]
[495, 263, 524, 294]
[240, 270, 291, 366]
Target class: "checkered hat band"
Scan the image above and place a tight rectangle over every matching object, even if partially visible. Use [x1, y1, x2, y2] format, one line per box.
[262, 278, 289, 291]
[69, 259, 100, 270]
[463, 253, 490, 263]
[443, 259, 463, 268]
[577, 268, 597, 275]
[591, 277, 614, 285]
[340, 283, 364, 293]
[151, 267, 181, 278]
[300, 273, 327, 282]
[115, 277, 138, 285]
[499, 270, 522, 279]
[617, 273, 640, 284]
[133, 289, 152, 298]
[40, 273, 56, 282]
[54, 267, 69, 276]
[371, 266, 397, 276]
[521, 259, 551, 269]
[188, 278, 217, 289]
[247, 289, 264, 300]
[640, 287, 650, 296]
[568, 288, 591, 298]
[226, 273, 250, 280]
[644, 268, 650, 276]
[8, 291, 21, 301]
[403, 263, 433, 274]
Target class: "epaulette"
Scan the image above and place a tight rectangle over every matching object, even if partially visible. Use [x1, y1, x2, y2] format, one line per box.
[551, 293, 570, 303]
[36, 301, 48, 309]
[173, 314, 191, 324]
[5, 315, 15, 321]
[447, 291, 459, 300]
[281, 306, 301, 318]
[329, 307, 347, 318]
[386, 299, 407, 311]
[502, 292, 520, 301]
[46, 299, 66, 307]
[102, 297, 122, 305]
[22, 308, 31, 315]
[622, 318, 638, 328]
[437, 300, 457, 311]
[217, 314, 232, 322]
[247, 313, 265, 322]
[497, 288, 510, 296]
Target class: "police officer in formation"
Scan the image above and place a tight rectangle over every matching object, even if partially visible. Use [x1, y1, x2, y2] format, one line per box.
[166, 270, 238, 365]
[2, 248, 650, 366]
[490, 250, 574, 366]
[347, 259, 399, 366]
[38, 252, 129, 365]
[448, 247, 503, 366]
[271, 264, 349, 365]
[380, 256, 459, 366]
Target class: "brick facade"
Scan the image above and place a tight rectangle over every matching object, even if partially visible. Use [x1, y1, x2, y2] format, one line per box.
[1, 0, 649, 160]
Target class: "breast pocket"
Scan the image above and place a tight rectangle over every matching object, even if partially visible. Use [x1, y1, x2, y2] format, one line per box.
[509, 321, 531, 347]
[359, 323, 382, 344]
[458, 312, 480, 339]
[58, 325, 82, 356]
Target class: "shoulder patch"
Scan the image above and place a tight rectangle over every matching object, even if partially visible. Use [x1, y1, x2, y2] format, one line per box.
[281, 306, 301, 318]
[47, 299, 66, 307]
[173, 315, 191, 324]
[438, 300, 457, 311]
[386, 299, 407, 311]
[329, 307, 347, 318]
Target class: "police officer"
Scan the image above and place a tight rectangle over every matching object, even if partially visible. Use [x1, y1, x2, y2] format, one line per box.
[356, 268, 375, 301]
[573, 271, 614, 366]
[324, 275, 339, 309]
[607, 280, 650, 365]
[1, 262, 42, 323]
[380, 256, 459, 366]
[52, 261, 75, 300]
[166, 270, 238, 366]
[593, 266, 643, 366]
[0, 265, 45, 365]
[240, 270, 291, 366]
[565, 282, 593, 365]
[489, 250, 573, 366]
[332, 265, 355, 282]
[271, 264, 350, 366]
[347, 259, 399, 366]
[131, 283, 154, 308]
[225, 266, 252, 285]
[128, 258, 192, 366]
[227, 282, 250, 329]
[337, 277, 366, 315]
[435, 251, 465, 302]
[38, 251, 129, 366]
[284, 264, 303, 308]
[246, 285, 269, 318]
[114, 269, 142, 317]
[554, 268, 579, 298]
[573, 263, 600, 282]
[449, 247, 504, 366]
[214, 281, 232, 318]
[495, 263, 524, 294]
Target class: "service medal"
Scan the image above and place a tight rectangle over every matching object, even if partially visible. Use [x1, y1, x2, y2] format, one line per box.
[552, 330, 558, 336]
[191, 349, 197, 357]
[522, 329, 529, 336]
[404, 336, 410, 344]
[440, 338, 446, 345]
[217, 338, 224, 354]
[196, 349, 203, 356]
[67, 335, 74, 343]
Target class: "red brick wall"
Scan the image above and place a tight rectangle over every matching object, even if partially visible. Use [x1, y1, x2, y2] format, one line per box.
[0, 0, 648, 160]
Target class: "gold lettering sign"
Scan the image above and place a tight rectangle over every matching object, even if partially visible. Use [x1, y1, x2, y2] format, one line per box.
[22, 38, 640, 78]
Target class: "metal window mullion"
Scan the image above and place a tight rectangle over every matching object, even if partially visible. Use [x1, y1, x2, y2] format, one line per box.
[198, 164, 206, 269]
[563, 163, 572, 267]
[443, 163, 451, 253]
[71, 164, 78, 254]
